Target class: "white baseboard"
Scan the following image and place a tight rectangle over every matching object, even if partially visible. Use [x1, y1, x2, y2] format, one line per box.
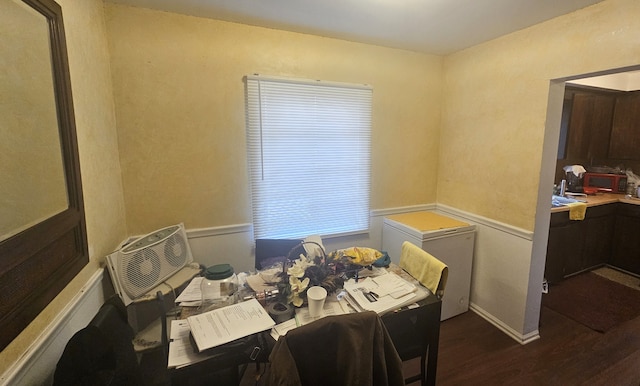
[470, 303, 540, 345]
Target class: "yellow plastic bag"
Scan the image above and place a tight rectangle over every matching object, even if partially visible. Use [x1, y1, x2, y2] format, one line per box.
[329, 247, 383, 266]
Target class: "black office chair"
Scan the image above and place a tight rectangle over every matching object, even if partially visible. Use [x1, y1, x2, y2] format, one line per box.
[254, 238, 304, 270]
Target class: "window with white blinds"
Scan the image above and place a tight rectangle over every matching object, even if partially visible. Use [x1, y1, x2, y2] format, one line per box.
[245, 75, 372, 239]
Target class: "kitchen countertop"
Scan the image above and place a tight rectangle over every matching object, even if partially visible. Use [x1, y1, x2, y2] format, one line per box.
[551, 192, 640, 213]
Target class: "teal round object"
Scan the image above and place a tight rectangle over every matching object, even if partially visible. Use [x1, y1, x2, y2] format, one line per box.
[204, 264, 234, 280]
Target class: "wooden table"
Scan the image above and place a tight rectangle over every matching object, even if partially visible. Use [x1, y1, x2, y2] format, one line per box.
[170, 265, 442, 386]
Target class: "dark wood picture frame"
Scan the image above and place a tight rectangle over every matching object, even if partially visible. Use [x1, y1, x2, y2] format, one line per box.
[0, 0, 88, 350]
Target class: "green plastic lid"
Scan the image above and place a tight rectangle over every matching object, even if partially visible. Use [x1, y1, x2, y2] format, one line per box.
[204, 264, 234, 280]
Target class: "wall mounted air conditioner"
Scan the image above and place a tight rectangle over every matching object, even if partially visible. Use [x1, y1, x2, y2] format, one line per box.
[106, 223, 193, 305]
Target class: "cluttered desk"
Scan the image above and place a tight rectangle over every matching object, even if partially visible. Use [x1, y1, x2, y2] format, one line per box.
[167, 238, 443, 386]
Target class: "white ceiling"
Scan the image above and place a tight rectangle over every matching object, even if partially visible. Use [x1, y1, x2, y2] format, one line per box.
[106, 0, 604, 55]
[568, 71, 640, 91]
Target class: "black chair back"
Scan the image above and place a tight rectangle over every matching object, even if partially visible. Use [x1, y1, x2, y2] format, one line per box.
[382, 305, 434, 385]
[254, 238, 303, 270]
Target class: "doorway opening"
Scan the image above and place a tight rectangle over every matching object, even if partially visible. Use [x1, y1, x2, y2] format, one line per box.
[538, 64, 640, 303]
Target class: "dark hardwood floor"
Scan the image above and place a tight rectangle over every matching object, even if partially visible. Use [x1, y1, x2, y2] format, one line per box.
[235, 302, 640, 386]
[404, 305, 640, 385]
[171, 277, 640, 386]
[234, 303, 640, 386]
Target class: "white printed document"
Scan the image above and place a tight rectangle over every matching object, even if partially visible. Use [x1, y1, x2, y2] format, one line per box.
[343, 272, 424, 315]
[187, 298, 275, 352]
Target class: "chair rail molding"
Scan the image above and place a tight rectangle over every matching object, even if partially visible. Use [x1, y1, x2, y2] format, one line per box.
[1, 206, 542, 385]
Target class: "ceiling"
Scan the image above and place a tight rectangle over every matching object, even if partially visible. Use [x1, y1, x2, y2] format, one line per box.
[106, 0, 604, 55]
[568, 71, 640, 91]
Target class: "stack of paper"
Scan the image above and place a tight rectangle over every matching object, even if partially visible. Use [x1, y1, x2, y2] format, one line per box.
[174, 277, 204, 307]
[343, 272, 425, 315]
[187, 298, 275, 352]
[168, 319, 215, 368]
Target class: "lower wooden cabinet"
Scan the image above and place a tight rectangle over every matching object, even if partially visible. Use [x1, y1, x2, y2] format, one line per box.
[583, 207, 615, 269]
[545, 203, 616, 283]
[611, 203, 640, 274]
[545, 215, 583, 283]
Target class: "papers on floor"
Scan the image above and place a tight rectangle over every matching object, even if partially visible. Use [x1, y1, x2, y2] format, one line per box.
[269, 299, 351, 341]
[343, 271, 425, 315]
[187, 298, 275, 352]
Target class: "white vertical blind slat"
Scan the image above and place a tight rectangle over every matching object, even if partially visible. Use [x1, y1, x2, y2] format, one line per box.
[245, 76, 372, 239]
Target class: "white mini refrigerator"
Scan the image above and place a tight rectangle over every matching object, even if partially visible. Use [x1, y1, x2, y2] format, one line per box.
[382, 211, 475, 321]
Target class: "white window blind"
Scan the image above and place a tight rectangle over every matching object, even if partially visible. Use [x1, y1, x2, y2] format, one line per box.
[245, 75, 372, 239]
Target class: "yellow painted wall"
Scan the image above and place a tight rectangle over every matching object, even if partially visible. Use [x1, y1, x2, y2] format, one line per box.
[4, 0, 639, 373]
[439, 0, 640, 231]
[104, 4, 444, 234]
[0, 0, 127, 375]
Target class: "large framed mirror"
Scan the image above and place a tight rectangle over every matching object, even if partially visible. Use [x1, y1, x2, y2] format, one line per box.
[0, 0, 87, 350]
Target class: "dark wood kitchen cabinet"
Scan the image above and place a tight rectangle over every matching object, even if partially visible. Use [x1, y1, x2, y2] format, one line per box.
[545, 213, 584, 283]
[583, 205, 615, 268]
[565, 91, 616, 160]
[609, 91, 640, 160]
[611, 203, 640, 274]
[545, 204, 615, 283]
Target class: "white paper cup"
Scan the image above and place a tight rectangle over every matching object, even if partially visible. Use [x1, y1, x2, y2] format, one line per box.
[307, 286, 327, 318]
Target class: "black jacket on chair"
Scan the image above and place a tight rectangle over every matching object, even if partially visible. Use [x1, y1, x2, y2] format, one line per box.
[53, 297, 145, 386]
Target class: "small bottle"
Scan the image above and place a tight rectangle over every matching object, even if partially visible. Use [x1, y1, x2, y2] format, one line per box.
[559, 179, 567, 196]
[626, 182, 636, 198]
[200, 264, 238, 312]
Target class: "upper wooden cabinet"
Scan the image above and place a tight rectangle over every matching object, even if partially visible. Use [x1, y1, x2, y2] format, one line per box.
[609, 91, 640, 160]
[565, 90, 615, 160]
